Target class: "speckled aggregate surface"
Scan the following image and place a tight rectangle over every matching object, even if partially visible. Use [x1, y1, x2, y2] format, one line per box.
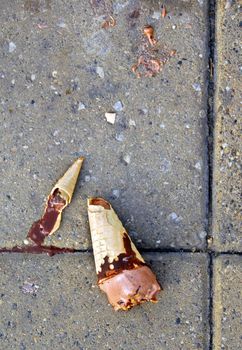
[212, 1, 242, 251]
[212, 255, 242, 350]
[0, 0, 208, 250]
[0, 253, 209, 350]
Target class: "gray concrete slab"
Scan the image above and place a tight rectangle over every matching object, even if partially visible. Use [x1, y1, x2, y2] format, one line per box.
[212, 2, 242, 251]
[212, 255, 242, 350]
[0, 252, 209, 350]
[0, 1, 209, 249]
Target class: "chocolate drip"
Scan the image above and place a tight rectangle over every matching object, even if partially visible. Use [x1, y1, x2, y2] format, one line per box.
[89, 198, 111, 209]
[0, 245, 75, 256]
[98, 232, 145, 282]
[27, 189, 66, 245]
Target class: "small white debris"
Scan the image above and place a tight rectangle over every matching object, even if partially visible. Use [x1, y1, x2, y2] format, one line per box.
[11, 79, 15, 85]
[115, 133, 125, 142]
[123, 154, 131, 164]
[152, 11, 161, 20]
[78, 102, 86, 111]
[185, 124, 190, 129]
[141, 108, 148, 115]
[225, 0, 233, 9]
[96, 66, 104, 79]
[198, 231, 207, 240]
[172, 25, 176, 30]
[159, 123, 165, 129]
[195, 161, 202, 171]
[23, 145, 29, 149]
[160, 159, 171, 173]
[129, 119, 136, 127]
[192, 83, 201, 92]
[169, 213, 178, 221]
[113, 100, 123, 112]
[9, 42, 16, 53]
[112, 189, 120, 198]
[167, 212, 182, 223]
[57, 20, 67, 28]
[21, 281, 39, 295]
[30, 74, 36, 81]
[52, 71, 58, 78]
[85, 175, 91, 182]
[53, 129, 59, 137]
[105, 112, 116, 124]
[225, 86, 231, 92]
[156, 240, 161, 244]
[23, 239, 29, 245]
[199, 110, 206, 118]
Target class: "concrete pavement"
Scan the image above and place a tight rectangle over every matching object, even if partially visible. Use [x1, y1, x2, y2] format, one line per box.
[0, 1, 241, 349]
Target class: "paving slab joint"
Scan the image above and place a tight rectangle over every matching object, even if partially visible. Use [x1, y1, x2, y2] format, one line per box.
[208, 252, 214, 350]
[206, 0, 216, 248]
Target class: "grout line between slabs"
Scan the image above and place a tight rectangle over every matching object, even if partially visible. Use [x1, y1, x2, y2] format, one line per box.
[207, 0, 216, 349]
[0, 247, 242, 255]
[208, 252, 214, 350]
[206, 0, 216, 248]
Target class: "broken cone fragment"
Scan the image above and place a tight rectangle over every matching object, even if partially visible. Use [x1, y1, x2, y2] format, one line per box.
[87, 197, 161, 311]
[50, 157, 84, 204]
[27, 157, 84, 245]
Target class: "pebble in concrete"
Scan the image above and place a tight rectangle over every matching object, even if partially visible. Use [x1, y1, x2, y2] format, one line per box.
[0, 253, 209, 350]
[212, 255, 242, 350]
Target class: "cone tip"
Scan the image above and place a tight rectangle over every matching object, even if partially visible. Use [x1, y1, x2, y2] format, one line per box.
[76, 156, 85, 164]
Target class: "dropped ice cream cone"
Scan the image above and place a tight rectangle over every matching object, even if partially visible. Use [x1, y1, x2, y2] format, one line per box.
[87, 197, 161, 311]
[27, 157, 84, 245]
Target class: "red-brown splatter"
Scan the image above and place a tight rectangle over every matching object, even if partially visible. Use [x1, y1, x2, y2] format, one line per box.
[132, 56, 162, 78]
[161, 4, 167, 18]
[101, 15, 116, 29]
[132, 25, 176, 78]
[143, 25, 157, 46]
[37, 23, 48, 29]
